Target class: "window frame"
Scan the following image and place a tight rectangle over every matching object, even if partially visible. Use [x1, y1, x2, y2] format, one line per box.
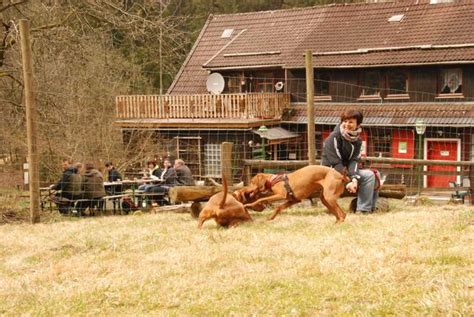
[436, 68, 464, 99]
[385, 70, 409, 100]
[314, 71, 332, 101]
[358, 70, 382, 100]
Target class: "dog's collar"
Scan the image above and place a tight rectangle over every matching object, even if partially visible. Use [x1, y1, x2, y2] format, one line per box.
[265, 180, 273, 190]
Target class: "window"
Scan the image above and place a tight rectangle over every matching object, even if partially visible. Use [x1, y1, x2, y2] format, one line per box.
[387, 71, 408, 95]
[373, 134, 392, 157]
[315, 72, 330, 96]
[361, 71, 381, 96]
[439, 68, 462, 94]
[204, 144, 220, 177]
[255, 72, 274, 93]
[227, 75, 241, 93]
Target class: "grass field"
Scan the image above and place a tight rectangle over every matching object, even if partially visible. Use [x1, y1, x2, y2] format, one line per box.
[0, 199, 472, 315]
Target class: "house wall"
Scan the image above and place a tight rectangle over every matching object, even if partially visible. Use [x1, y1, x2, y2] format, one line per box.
[287, 64, 474, 102]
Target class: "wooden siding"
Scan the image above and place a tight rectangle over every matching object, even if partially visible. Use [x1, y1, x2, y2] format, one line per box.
[116, 93, 290, 120]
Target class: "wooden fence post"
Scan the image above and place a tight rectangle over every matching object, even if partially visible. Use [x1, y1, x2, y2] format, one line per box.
[19, 19, 40, 224]
[221, 142, 233, 185]
[305, 50, 316, 165]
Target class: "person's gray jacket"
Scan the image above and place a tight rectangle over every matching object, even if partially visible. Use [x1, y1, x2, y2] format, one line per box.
[321, 124, 362, 180]
[175, 165, 194, 186]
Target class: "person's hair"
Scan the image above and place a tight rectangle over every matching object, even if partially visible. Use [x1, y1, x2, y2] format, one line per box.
[340, 110, 363, 125]
[84, 162, 95, 171]
[74, 162, 83, 170]
[174, 159, 184, 166]
[104, 161, 113, 167]
[146, 160, 157, 167]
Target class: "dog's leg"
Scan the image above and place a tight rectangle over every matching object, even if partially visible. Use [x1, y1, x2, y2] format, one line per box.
[321, 193, 346, 223]
[197, 209, 213, 229]
[268, 200, 299, 220]
[244, 194, 285, 210]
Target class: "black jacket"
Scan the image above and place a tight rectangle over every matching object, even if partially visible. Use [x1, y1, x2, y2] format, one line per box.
[108, 168, 122, 182]
[158, 168, 178, 186]
[52, 167, 83, 195]
[321, 124, 362, 180]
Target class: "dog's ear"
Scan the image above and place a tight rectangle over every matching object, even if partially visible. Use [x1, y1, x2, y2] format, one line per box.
[251, 174, 267, 192]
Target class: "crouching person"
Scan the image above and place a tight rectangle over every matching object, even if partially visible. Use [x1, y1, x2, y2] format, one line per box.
[77, 162, 106, 216]
[321, 110, 378, 214]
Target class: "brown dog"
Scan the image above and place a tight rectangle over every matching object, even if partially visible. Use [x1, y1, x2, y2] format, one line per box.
[244, 165, 349, 223]
[197, 176, 252, 229]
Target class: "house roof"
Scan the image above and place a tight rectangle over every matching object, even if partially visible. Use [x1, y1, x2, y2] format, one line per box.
[252, 127, 299, 141]
[286, 102, 474, 127]
[169, 0, 474, 95]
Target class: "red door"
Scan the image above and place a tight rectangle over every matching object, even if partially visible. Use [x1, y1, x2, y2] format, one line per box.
[427, 140, 458, 188]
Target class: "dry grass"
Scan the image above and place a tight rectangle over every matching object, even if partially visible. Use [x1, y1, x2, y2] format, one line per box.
[0, 199, 473, 315]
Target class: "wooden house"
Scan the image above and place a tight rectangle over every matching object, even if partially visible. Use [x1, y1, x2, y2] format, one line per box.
[115, 0, 474, 189]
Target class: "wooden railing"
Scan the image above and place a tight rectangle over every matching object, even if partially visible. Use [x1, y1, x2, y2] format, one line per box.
[115, 93, 290, 120]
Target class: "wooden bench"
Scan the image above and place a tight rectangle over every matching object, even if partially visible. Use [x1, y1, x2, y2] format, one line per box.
[449, 181, 471, 204]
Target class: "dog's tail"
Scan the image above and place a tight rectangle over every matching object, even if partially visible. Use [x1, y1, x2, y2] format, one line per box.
[219, 174, 228, 209]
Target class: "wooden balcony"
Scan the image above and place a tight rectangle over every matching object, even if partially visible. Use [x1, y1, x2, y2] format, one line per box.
[115, 93, 290, 120]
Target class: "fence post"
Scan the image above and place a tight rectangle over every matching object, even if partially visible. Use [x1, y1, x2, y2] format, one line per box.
[19, 19, 40, 224]
[470, 164, 474, 204]
[221, 142, 233, 185]
[305, 50, 316, 165]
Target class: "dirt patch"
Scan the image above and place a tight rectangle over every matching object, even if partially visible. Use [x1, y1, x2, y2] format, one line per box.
[0, 170, 23, 188]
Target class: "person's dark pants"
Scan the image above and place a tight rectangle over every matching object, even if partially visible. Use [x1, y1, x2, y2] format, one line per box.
[76, 198, 104, 216]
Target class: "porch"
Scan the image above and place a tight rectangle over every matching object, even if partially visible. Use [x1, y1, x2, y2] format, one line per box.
[115, 93, 290, 123]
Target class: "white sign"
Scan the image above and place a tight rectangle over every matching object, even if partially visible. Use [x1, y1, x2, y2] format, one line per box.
[24, 171, 29, 185]
[288, 153, 296, 160]
[440, 151, 450, 157]
[23, 163, 29, 170]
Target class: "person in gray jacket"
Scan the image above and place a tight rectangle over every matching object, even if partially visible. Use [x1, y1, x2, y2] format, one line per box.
[321, 110, 378, 213]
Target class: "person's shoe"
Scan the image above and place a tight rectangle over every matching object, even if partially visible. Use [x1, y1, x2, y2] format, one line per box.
[355, 210, 371, 215]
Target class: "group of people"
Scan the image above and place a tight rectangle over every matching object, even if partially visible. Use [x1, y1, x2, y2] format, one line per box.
[51, 156, 194, 214]
[137, 158, 194, 206]
[50, 159, 116, 214]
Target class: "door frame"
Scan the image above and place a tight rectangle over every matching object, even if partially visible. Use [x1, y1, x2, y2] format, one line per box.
[423, 138, 461, 188]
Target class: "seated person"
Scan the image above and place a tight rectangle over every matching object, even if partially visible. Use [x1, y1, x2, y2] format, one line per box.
[50, 157, 83, 214]
[321, 110, 378, 214]
[174, 159, 195, 186]
[144, 158, 177, 206]
[77, 162, 106, 214]
[137, 160, 161, 192]
[104, 160, 122, 195]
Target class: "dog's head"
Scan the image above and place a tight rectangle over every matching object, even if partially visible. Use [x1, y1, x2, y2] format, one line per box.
[232, 185, 266, 212]
[250, 173, 272, 193]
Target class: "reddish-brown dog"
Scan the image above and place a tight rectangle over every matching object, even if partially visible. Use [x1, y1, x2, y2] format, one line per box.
[244, 165, 349, 223]
[197, 177, 252, 229]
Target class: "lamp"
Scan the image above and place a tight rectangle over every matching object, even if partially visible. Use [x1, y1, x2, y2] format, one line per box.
[415, 118, 426, 196]
[415, 119, 426, 135]
[258, 125, 269, 132]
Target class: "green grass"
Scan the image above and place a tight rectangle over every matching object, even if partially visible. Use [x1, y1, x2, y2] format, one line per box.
[0, 199, 472, 315]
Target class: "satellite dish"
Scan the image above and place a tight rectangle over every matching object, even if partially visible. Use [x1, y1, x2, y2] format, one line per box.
[206, 73, 225, 95]
[275, 81, 284, 91]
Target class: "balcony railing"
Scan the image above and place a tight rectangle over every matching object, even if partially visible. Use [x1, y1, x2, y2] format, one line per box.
[115, 93, 290, 120]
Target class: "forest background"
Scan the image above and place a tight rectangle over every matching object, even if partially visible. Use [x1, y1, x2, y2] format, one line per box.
[0, 0, 358, 182]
